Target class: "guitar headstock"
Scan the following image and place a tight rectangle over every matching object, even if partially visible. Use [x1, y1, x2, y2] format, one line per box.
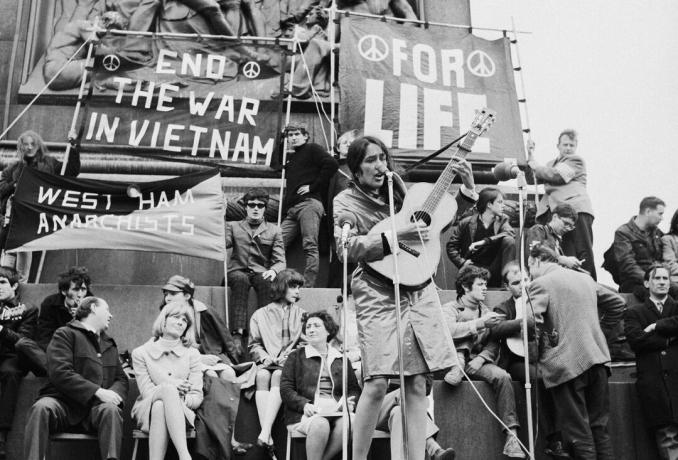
[469, 108, 497, 137]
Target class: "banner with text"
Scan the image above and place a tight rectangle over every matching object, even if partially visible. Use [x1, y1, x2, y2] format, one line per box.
[6, 168, 225, 260]
[83, 38, 285, 168]
[339, 17, 523, 163]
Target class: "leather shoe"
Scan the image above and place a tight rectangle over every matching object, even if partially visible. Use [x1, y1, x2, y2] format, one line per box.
[256, 438, 278, 460]
[544, 440, 571, 459]
[432, 447, 456, 460]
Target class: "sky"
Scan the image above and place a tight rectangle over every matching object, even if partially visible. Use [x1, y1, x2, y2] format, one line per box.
[469, 0, 678, 286]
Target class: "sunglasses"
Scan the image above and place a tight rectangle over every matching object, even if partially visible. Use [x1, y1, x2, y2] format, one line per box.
[246, 202, 266, 209]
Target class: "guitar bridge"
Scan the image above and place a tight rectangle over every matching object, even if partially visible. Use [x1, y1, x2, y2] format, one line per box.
[398, 242, 420, 257]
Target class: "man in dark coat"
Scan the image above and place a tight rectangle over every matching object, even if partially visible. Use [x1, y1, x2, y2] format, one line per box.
[625, 264, 678, 459]
[23, 297, 129, 460]
[36, 266, 91, 350]
[0, 266, 45, 458]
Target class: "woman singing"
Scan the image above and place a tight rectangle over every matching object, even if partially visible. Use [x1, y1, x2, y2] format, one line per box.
[332, 136, 477, 460]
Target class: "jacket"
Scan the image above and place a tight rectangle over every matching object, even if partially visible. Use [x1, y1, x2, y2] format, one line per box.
[530, 154, 594, 217]
[527, 264, 625, 388]
[443, 298, 499, 363]
[280, 345, 361, 425]
[613, 217, 664, 292]
[0, 297, 38, 357]
[446, 213, 515, 268]
[0, 152, 80, 215]
[193, 300, 241, 365]
[661, 234, 678, 283]
[248, 302, 306, 365]
[625, 296, 678, 428]
[225, 220, 286, 275]
[36, 293, 75, 350]
[40, 320, 129, 425]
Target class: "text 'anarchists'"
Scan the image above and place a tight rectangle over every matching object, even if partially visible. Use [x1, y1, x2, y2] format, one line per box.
[35, 185, 197, 236]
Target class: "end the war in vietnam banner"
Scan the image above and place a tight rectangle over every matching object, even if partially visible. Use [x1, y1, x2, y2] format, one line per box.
[80, 37, 286, 169]
[5, 168, 225, 260]
[338, 17, 524, 163]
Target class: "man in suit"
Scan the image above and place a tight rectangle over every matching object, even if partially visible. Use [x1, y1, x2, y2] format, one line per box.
[527, 243, 625, 459]
[527, 130, 596, 279]
[23, 297, 129, 460]
[625, 264, 678, 459]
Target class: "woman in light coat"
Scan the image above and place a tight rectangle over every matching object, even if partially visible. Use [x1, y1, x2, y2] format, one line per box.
[132, 301, 203, 460]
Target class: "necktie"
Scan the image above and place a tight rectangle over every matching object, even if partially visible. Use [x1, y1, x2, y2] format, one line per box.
[657, 302, 663, 314]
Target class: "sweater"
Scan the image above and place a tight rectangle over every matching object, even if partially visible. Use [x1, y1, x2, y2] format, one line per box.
[284, 142, 338, 209]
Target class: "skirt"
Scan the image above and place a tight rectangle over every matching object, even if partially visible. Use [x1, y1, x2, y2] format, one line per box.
[351, 266, 456, 380]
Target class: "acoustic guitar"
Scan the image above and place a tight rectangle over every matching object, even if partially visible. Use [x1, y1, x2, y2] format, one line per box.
[366, 108, 496, 287]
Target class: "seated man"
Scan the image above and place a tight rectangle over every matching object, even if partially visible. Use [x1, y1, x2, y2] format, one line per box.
[489, 263, 568, 459]
[23, 297, 128, 460]
[611, 196, 678, 297]
[447, 187, 516, 287]
[36, 266, 91, 350]
[280, 123, 338, 287]
[526, 203, 584, 272]
[625, 264, 678, 460]
[0, 266, 45, 458]
[443, 265, 525, 458]
[226, 188, 286, 340]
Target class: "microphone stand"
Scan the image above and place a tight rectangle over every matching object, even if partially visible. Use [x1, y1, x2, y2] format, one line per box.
[341, 228, 350, 460]
[385, 172, 409, 460]
[517, 171, 536, 460]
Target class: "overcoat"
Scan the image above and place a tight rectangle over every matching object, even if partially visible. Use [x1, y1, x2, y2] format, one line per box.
[625, 297, 678, 428]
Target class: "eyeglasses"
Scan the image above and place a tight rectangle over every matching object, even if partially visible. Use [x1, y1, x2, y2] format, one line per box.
[246, 202, 266, 209]
[561, 220, 576, 230]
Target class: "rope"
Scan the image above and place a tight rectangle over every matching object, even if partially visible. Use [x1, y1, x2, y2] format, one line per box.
[0, 40, 90, 142]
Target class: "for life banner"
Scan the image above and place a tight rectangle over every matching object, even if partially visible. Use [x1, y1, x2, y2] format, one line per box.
[6, 168, 225, 260]
[339, 17, 524, 162]
[82, 37, 285, 168]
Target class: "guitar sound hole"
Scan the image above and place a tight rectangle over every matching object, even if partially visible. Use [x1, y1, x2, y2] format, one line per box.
[410, 211, 431, 226]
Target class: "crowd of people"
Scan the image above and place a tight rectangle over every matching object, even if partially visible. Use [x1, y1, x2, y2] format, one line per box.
[0, 125, 677, 460]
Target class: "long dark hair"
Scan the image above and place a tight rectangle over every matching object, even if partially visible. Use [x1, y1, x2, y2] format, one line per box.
[346, 135, 402, 208]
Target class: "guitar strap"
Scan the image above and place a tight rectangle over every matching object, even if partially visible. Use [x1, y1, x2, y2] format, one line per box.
[402, 132, 468, 176]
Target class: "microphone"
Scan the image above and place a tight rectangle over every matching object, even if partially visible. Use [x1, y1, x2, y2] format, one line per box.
[338, 213, 356, 246]
[377, 165, 393, 178]
[492, 162, 522, 181]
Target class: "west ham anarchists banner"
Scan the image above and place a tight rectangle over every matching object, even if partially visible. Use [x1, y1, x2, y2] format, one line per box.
[5, 168, 225, 260]
[339, 17, 524, 163]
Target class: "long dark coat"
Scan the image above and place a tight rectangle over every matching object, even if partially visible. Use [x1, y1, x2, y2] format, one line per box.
[625, 297, 678, 428]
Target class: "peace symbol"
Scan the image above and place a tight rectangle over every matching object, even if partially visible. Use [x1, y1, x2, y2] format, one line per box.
[242, 61, 261, 79]
[102, 54, 121, 72]
[466, 50, 495, 77]
[358, 35, 389, 62]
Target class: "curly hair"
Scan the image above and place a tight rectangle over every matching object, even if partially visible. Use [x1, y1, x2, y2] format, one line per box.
[302, 310, 339, 342]
[455, 265, 490, 298]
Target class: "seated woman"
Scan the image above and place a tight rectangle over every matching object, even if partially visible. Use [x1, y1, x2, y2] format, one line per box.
[248, 268, 306, 455]
[160, 274, 254, 454]
[132, 301, 203, 460]
[281, 311, 360, 460]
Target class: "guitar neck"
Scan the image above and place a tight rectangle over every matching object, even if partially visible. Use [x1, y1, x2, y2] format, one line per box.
[422, 131, 479, 213]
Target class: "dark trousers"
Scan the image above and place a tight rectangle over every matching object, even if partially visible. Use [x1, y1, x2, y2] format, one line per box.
[471, 234, 516, 288]
[227, 270, 275, 332]
[0, 343, 47, 431]
[562, 212, 596, 280]
[507, 360, 558, 440]
[24, 397, 123, 460]
[550, 364, 613, 460]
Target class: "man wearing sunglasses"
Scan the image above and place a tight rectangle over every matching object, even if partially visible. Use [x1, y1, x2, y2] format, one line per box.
[526, 203, 585, 272]
[226, 188, 286, 347]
